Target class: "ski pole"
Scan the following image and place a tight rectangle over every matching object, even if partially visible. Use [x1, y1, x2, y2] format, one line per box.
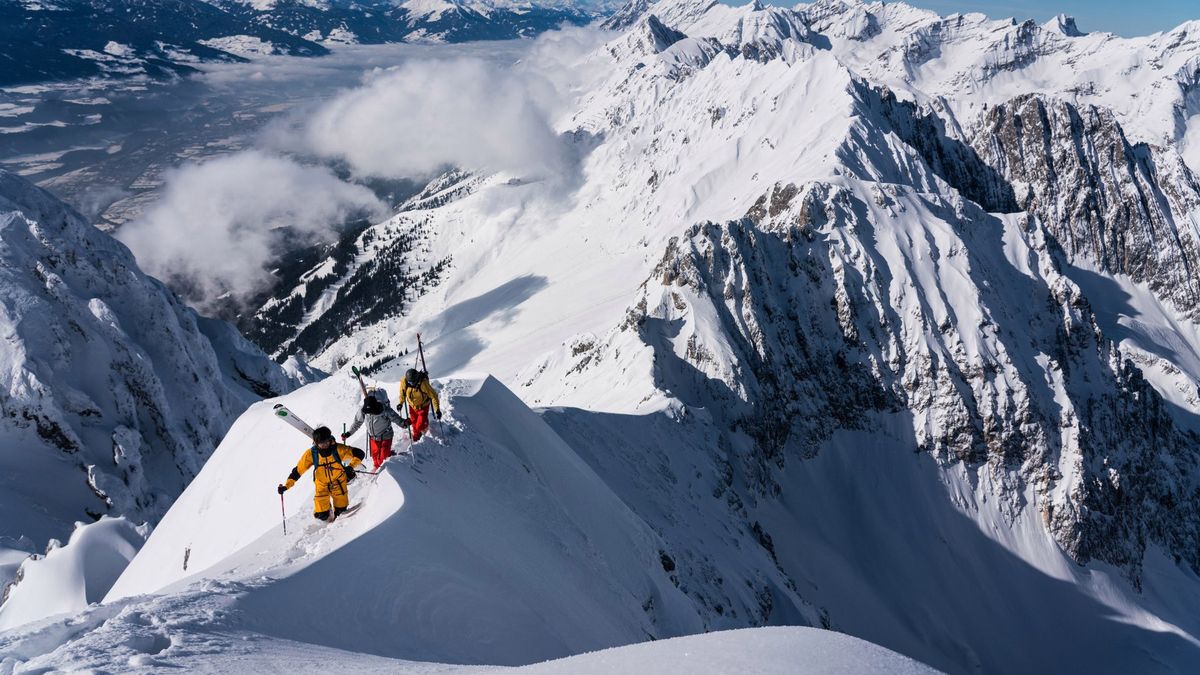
[280, 493, 287, 535]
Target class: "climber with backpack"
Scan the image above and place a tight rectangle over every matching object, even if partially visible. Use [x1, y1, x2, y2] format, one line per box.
[398, 368, 441, 442]
[343, 386, 409, 469]
[277, 426, 365, 521]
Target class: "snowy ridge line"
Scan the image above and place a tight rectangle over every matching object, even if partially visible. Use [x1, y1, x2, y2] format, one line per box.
[0, 373, 939, 672]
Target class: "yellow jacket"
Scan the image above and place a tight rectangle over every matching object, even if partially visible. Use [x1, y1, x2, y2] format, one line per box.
[399, 377, 440, 412]
[284, 443, 364, 491]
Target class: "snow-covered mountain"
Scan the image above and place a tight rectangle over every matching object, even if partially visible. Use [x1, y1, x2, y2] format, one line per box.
[5, 1, 1200, 672]
[178, 1, 1200, 672]
[0, 0, 599, 86]
[0, 169, 302, 626]
[206, 0, 599, 46]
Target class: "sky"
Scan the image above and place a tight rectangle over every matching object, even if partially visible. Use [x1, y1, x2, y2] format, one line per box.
[746, 1, 1198, 37]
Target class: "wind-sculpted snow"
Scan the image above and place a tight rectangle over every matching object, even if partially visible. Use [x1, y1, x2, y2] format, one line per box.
[0, 374, 936, 672]
[0, 170, 298, 626]
[0, 518, 146, 631]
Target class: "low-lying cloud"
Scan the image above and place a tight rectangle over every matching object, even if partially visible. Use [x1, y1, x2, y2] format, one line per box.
[267, 26, 610, 181]
[118, 151, 384, 306]
[269, 59, 567, 179]
[122, 28, 609, 310]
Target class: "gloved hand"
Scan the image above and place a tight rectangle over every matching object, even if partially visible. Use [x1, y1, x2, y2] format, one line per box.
[344, 466, 356, 482]
[277, 484, 287, 495]
[400, 417, 411, 428]
[435, 410, 443, 420]
[340, 433, 349, 441]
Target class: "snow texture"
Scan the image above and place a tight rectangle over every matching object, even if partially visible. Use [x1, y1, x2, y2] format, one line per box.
[0, 375, 934, 673]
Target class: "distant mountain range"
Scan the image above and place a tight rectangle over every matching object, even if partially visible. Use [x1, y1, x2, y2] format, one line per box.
[0, 0, 605, 86]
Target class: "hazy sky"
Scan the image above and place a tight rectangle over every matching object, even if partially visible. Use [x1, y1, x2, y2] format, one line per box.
[746, 1, 1197, 38]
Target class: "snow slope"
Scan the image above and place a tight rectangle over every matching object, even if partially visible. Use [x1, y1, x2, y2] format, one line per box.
[1, 614, 931, 675]
[2, 373, 936, 673]
[105, 374, 711, 665]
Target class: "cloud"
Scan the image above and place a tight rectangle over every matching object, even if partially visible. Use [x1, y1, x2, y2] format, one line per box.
[118, 29, 609, 310]
[117, 151, 384, 306]
[266, 27, 611, 182]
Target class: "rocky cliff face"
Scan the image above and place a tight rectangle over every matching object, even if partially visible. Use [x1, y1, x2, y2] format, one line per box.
[970, 94, 1200, 321]
[514, 3, 1200, 591]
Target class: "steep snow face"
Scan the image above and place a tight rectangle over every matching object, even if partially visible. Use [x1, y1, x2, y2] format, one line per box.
[0, 170, 298, 619]
[549, 178, 1200, 584]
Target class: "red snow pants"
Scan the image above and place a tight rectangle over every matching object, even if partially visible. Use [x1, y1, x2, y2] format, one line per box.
[369, 437, 394, 469]
[410, 405, 430, 441]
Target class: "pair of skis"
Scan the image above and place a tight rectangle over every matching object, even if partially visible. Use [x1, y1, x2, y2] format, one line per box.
[405, 332, 442, 435]
[273, 402, 387, 471]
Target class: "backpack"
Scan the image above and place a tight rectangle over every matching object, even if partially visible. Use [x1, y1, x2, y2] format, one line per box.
[362, 396, 383, 416]
[311, 447, 346, 481]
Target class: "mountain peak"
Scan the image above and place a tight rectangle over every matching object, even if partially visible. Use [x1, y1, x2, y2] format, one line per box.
[1043, 12, 1085, 37]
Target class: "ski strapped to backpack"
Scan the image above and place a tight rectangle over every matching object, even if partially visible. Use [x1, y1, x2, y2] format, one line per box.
[351, 365, 369, 399]
[415, 332, 442, 433]
[274, 403, 315, 438]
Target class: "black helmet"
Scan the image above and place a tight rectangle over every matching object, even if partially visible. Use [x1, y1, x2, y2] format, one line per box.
[312, 426, 334, 444]
[406, 368, 422, 384]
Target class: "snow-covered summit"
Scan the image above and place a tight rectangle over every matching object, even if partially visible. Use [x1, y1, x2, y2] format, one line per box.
[1043, 13, 1085, 37]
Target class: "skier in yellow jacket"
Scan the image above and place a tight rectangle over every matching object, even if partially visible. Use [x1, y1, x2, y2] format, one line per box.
[399, 368, 441, 442]
[277, 426, 366, 520]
